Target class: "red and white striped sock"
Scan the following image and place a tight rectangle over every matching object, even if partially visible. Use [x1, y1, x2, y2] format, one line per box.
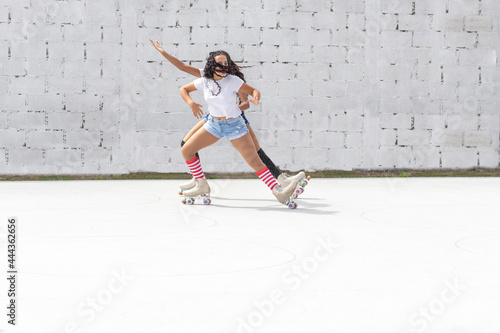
[186, 156, 205, 179]
[257, 167, 278, 190]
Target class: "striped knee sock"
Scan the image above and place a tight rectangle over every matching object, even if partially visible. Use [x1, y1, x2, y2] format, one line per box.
[186, 156, 205, 179]
[257, 167, 279, 190]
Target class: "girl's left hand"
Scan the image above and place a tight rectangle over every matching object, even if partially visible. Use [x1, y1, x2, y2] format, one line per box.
[249, 96, 260, 105]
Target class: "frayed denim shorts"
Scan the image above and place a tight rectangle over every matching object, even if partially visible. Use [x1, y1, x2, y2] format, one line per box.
[203, 114, 249, 141]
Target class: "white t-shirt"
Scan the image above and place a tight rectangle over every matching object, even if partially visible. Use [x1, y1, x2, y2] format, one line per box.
[193, 70, 244, 119]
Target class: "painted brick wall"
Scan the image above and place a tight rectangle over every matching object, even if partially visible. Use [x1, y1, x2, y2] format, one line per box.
[0, 0, 499, 174]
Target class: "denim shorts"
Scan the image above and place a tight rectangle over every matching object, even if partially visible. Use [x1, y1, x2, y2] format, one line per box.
[203, 114, 249, 141]
[203, 112, 250, 127]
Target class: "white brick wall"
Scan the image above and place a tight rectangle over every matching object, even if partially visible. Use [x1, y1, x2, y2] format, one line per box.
[0, 0, 499, 175]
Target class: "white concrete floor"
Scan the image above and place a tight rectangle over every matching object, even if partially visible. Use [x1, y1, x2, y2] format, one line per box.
[1, 177, 500, 333]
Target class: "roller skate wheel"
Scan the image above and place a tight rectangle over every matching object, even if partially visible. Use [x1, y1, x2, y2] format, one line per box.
[299, 180, 307, 187]
[203, 198, 211, 205]
[288, 202, 297, 209]
[187, 198, 195, 205]
[295, 187, 304, 195]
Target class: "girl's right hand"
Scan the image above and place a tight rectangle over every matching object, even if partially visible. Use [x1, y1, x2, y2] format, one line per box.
[189, 102, 204, 119]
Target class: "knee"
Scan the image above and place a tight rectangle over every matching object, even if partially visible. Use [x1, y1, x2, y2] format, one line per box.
[181, 144, 191, 159]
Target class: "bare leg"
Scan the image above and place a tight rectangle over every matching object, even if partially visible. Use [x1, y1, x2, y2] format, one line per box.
[182, 127, 219, 161]
[247, 125, 261, 151]
[183, 120, 205, 143]
[230, 133, 266, 172]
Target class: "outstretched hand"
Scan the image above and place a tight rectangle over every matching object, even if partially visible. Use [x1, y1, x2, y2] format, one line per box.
[149, 39, 164, 53]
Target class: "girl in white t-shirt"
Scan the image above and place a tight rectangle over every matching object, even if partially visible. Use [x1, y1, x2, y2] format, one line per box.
[178, 50, 299, 205]
[150, 40, 308, 204]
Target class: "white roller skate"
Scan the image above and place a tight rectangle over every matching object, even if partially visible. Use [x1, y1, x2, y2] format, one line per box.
[272, 179, 300, 209]
[277, 171, 310, 198]
[181, 178, 211, 205]
[178, 177, 197, 195]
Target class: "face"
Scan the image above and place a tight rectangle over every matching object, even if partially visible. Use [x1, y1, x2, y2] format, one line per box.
[214, 54, 228, 78]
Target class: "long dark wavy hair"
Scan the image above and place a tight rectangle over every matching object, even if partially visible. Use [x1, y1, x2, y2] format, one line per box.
[203, 50, 246, 97]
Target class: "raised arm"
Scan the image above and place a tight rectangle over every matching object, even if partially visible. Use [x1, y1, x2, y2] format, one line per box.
[150, 39, 201, 78]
